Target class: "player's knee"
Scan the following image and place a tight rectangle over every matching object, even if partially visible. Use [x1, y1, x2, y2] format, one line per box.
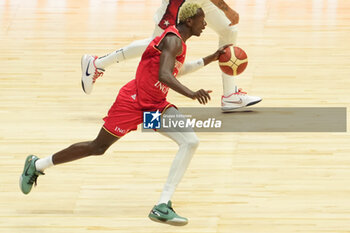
[91, 143, 110, 156]
[219, 26, 238, 45]
[186, 135, 200, 150]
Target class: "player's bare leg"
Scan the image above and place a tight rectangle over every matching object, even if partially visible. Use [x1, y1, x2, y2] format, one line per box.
[20, 128, 119, 194]
[51, 128, 118, 164]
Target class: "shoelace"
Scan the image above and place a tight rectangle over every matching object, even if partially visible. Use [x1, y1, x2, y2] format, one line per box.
[234, 88, 247, 95]
[28, 171, 44, 186]
[92, 69, 104, 83]
[28, 173, 39, 186]
[92, 57, 104, 83]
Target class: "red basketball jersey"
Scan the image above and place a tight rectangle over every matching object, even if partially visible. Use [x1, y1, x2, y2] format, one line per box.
[134, 25, 186, 109]
[158, 0, 186, 29]
[102, 26, 186, 137]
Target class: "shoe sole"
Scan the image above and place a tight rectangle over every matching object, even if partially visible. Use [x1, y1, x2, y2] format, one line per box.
[247, 99, 262, 107]
[81, 55, 91, 94]
[221, 99, 262, 113]
[19, 175, 30, 195]
[148, 216, 188, 226]
[19, 175, 25, 193]
[19, 155, 35, 195]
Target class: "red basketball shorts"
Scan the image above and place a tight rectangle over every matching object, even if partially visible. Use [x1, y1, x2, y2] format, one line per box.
[102, 87, 173, 138]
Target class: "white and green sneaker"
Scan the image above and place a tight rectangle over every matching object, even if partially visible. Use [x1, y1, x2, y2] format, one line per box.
[148, 201, 188, 226]
[19, 155, 44, 194]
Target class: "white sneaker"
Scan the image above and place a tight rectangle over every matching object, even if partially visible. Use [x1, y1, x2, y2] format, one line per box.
[81, 55, 105, 94]
[221, 88, 262, 112]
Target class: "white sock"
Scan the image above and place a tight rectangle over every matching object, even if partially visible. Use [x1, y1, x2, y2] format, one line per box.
[95, 38, 152, 70]
[222, 73, 237, 97]
[158, 184, 176, 204]
[95, 49, 125, 69]
[35, 155, 54, 172]
[158, 137, 198, 204]
[157, 108, 199, 204]
[158, 138, 197, 205]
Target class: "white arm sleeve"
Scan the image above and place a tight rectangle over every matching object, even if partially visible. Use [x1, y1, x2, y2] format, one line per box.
[177, 58, 205, 77]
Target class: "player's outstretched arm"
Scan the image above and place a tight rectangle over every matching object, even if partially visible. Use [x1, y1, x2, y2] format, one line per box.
[210, 0, 239, 26]
[158, 34, 211, 104]
[177, 44, 232, 77]
[202, 44, 232, 65]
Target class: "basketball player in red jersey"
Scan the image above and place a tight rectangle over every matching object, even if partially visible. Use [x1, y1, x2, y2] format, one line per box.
[81, 0, 262, 112]
[21, 3, 228, 226]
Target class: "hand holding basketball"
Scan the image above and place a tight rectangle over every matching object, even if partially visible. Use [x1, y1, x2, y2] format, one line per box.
[219, 45, 248, 76]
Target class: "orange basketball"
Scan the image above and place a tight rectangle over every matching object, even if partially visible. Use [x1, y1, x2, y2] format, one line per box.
[218, 46, 248, 76]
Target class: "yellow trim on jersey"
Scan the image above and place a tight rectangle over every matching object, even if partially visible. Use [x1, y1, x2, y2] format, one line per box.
[153, 28, 184, 55]
[102, 126, 122, 139]
[161, 103, 177, 116]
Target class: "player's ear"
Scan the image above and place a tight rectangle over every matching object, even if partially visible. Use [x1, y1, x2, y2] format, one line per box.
[185, 18, 193, 27]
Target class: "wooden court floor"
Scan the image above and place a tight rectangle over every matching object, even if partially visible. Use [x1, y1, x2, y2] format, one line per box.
[1, 0, 350, 232]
